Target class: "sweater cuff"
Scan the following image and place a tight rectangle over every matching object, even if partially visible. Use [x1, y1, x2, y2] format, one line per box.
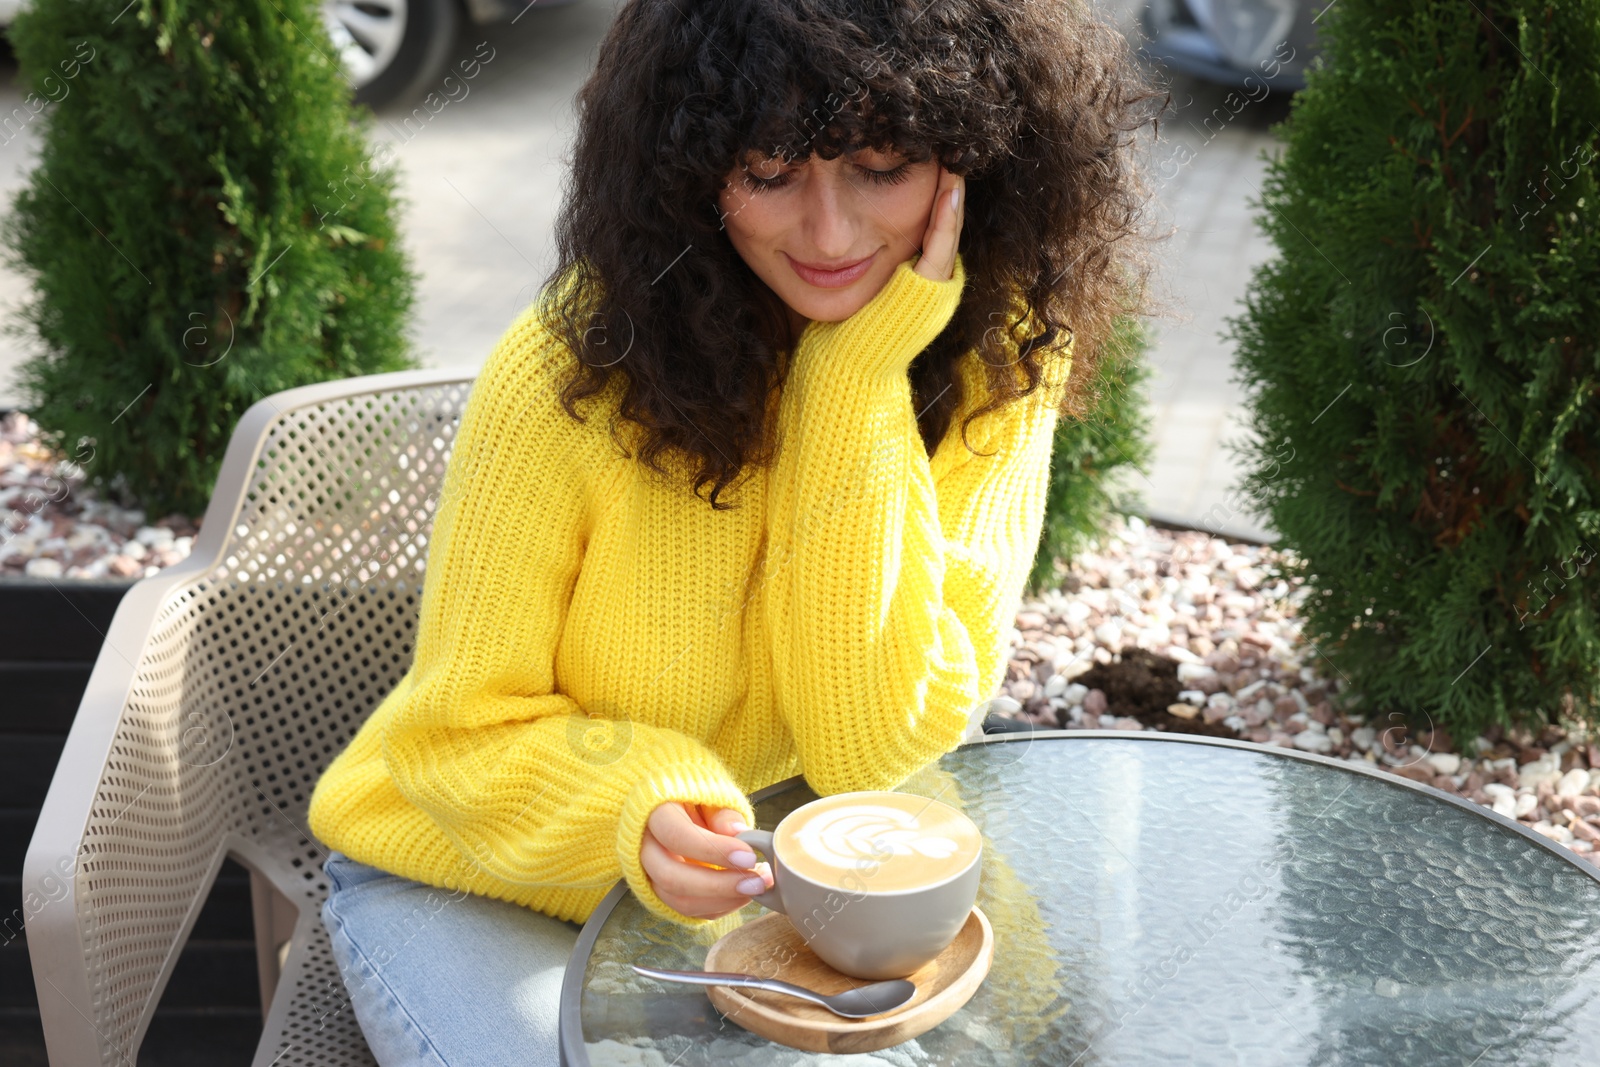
[794, 253, 967, 381]
[616, 760, 758, 929]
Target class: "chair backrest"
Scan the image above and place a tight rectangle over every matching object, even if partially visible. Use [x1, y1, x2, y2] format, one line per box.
[24, 368, 475, 1066]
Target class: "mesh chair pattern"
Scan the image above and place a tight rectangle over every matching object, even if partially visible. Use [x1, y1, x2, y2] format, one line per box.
[25, 368, 478, 1066]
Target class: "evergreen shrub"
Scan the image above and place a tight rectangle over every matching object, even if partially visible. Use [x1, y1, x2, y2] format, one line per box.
[1226, 0, 1600, 738]
[1027, 312, 1154, 594]
[3, 0, 418, 519]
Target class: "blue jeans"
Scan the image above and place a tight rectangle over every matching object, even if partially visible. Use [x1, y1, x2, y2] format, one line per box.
[320, 849, 583, 1066]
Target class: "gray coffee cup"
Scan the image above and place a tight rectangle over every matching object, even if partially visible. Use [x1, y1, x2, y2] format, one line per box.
[735, 799, 981, 980]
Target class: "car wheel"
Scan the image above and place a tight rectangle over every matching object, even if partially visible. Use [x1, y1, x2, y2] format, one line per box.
[322, 0, 461, 110]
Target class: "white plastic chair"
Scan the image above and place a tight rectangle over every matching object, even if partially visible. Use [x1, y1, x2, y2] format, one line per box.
[24, 368, 476, 1066]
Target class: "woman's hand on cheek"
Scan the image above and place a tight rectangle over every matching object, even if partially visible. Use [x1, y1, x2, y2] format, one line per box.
[913, 165, 964, 283]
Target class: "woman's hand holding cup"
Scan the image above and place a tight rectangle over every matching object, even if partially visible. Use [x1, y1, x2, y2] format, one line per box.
[641, 801, 773, 920]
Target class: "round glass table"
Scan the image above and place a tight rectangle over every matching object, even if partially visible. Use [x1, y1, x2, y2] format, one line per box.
[559, 731, 1600, 1065]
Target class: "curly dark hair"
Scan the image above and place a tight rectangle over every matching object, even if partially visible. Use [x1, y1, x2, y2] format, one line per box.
[536, 0, 1170, 510]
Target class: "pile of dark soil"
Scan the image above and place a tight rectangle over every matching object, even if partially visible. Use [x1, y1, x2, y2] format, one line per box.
[1070, 648, 1238, 739]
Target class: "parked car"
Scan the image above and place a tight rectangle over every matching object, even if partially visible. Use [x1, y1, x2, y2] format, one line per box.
[325, 0, 581, 107]
[1140, 0, 1321, 92]
[0, 0, 582, 111]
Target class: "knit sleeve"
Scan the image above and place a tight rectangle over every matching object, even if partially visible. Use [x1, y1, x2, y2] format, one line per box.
[376, 308, 756, 928]
[763, 253, 1071, 795]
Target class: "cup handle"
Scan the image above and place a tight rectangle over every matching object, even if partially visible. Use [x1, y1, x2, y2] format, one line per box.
[734, 829, 786, 915]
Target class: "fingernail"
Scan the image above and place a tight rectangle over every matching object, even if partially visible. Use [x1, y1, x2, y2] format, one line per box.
[728, 849, 758, 869]
[736, 875, 765, 895]
[951, 186, 960, 212]
[728, 819, 749, 833]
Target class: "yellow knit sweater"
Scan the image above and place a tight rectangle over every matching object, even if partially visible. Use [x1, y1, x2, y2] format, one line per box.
[306, 252, 1073, 930]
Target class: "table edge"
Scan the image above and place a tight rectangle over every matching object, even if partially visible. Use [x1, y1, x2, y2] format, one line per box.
[558, 728, 1600, 1066]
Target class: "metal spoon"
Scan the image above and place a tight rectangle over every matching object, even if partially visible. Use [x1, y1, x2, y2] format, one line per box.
[631, 964, 916, 1018]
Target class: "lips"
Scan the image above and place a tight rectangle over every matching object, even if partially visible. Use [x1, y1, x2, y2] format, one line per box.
[785, 251, 876, 289]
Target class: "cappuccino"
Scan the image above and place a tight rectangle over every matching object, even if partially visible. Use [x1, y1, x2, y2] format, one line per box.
[774, 791, 981, 893]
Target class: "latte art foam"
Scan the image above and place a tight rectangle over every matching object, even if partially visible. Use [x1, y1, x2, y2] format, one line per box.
[795, 806, 961, 867]
[775, 793, 981, 892]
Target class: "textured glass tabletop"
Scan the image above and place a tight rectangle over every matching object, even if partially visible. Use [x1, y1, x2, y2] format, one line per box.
[560, 732, 1600, 1066]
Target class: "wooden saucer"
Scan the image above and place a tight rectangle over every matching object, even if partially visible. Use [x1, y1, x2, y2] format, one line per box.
[701, 905, 993, 1054]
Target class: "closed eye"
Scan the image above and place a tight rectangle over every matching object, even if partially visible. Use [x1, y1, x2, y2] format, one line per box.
[738, 162, 913, 194]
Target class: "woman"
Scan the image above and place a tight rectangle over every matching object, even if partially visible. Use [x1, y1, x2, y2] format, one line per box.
[306, 1, 1163, 1062]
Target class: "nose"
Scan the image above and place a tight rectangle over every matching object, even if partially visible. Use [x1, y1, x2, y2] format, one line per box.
[796, 165, 861, 258]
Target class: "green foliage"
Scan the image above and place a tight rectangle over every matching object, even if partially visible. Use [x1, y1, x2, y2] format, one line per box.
[1224, 0, 1600, 738]
[1027, 313, 1155, 594]
[2, 0, 419, 518]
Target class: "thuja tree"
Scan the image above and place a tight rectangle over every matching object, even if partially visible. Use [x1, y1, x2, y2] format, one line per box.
[3, 1, 418, 518]
[1026, 312, 1154, 594]
[1225, 0, 1600, 738]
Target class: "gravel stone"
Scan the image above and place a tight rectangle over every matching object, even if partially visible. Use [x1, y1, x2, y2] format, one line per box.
[1425, 753, 1462, 776]
[23, 557, 62, 578]
[1293, 730, 1333, 754]
[986, 697, 1023, 720]
[1557, 768, 1590, 797]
